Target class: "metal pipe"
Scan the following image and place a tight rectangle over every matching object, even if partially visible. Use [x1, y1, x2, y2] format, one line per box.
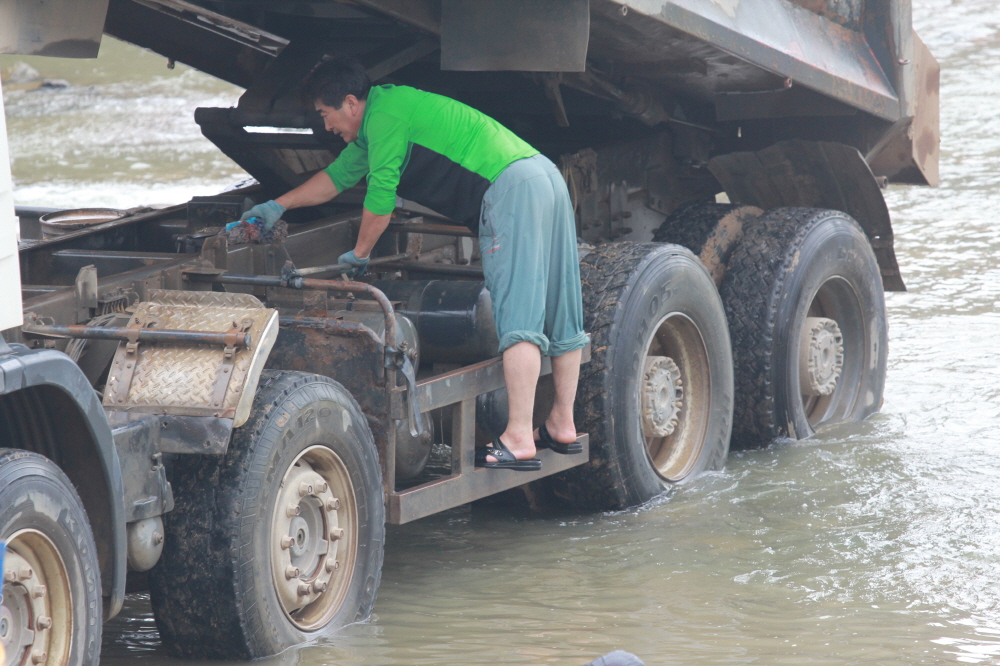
[22, 324, 251, 347]
[296, 252, 412, 277]
[299, 278, 397, 350]
[375, 261, 484, 277]
[386, 222, 476, 238]
[185, 271, 398, 350]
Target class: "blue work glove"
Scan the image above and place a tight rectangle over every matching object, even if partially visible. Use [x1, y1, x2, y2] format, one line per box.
[225, 200, 285, 231]
[337, 250, 370, 278]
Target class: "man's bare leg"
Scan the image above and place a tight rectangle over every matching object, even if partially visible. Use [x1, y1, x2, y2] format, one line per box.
[537, 348, 582, 443]
[490, 341, 541, 461]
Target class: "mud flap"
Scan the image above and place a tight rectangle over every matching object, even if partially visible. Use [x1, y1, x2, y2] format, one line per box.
[103, 290, 280, 452]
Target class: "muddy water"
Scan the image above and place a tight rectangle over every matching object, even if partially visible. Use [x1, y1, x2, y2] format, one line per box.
[4, 0, 1000, 663]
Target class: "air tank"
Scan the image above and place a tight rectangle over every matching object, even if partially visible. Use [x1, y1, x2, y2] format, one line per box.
[372, 280, 499, 365]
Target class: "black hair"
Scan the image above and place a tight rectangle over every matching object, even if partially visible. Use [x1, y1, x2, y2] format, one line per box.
[301, 56, 372, 110]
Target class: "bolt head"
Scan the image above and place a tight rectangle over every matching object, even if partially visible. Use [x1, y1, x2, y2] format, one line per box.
[286, 504, 301, 518]
[284, 566, 300, 580]
[298, 482, 313, 497]
[18, 566, 33, 581]
[297, 583, 312, 596]
[325, 559, 340, 573]
[329, 528, 344, 541]
[326, 498, 341, 511]
[31, 651, 47, 664]
[32, 585, 47, 599]
[36, 616, 52, 631]
[280, 535, 294, 549]
[313, 580, 328, 593]
[3, 570, 16, 583]
[318, 482, 329, 493]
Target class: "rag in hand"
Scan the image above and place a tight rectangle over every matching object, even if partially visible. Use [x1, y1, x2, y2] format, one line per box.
[226, 217, 289, 245]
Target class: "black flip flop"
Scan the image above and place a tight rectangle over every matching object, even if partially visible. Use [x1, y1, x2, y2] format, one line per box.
[535, 422, 583, 455]
[475, 437, 542, 471]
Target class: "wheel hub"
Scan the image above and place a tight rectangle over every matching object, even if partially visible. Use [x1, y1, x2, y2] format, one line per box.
[799, 317, 845, 396]
[641, 356, 684, 438]
[2, 531, 70, 666]
[270, 446, 357, 630]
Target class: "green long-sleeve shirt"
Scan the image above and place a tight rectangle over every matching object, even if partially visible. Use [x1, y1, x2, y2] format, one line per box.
[324, 84, 538, 229]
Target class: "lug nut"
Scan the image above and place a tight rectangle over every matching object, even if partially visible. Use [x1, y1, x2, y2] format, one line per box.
[329, 528, 344, 541]
[284, 566, 300, 580]
[36, 616, 52, 631]
[313, 580, 328, 593]
[32, 585, 47, 599]
[3, 570, 16, 583]
[153, 532, 164, 546]
[325, 560, 340, 573]
[286, 503, 300, 518]
[18, 566, 33, 581]
[298, 482, 313, 497]
[318, 482, 329, 493]
[326, 498, 341, 511]
[296, 583, 312, 596]
[31, 651, 46, 664]
[280, 536, 294, 549]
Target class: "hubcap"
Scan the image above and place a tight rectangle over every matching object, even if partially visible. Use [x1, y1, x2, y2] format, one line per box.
[799, 317, 844, 396]
[641, 356, 684, 438]
[641, 313, 711, 482]
[270, 445, 358, 631]
[798, 276, 868, 429]
[2, 530, 72, 666]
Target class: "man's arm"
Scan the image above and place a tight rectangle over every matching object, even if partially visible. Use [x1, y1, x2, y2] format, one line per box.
[354, 207, 392, 258]
[275, 170, 340, 210]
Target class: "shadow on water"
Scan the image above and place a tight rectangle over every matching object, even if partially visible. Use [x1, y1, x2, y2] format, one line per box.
[7, 0, 1000, 662]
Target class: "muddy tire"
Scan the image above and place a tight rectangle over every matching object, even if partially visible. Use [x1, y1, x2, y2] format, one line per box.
[551, 242, 733, 510]
[721, 208, 887, 449]
[0, 449, 102, 666]
[149, 371, 384, 660]
[652, 201, 761, 285]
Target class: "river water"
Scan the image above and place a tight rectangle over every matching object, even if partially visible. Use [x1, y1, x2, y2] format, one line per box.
[3, 1, 999, 664]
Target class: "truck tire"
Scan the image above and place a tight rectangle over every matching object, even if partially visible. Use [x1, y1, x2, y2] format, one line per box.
[721, 208, 888, 449]
[149, 371, 385, 660]
[0, 449, 102, 666]
[652, 201, 761, 285]
[551, 242, 734, 510]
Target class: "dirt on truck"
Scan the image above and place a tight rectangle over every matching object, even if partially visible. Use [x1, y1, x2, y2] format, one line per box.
[0, 0, 938, 664]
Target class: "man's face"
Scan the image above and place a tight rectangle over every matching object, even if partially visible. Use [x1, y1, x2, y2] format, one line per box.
[316, 94, 365, 143]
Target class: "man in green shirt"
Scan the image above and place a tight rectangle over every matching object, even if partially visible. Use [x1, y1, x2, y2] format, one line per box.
[240, 57, 587, 470]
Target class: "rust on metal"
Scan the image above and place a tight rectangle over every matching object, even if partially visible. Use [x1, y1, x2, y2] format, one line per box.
[387, 435, 590, 525]
[185, 270, 399, 351]
[21, 322, 251, 348]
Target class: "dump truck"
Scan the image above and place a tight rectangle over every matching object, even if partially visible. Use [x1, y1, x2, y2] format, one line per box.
[0, 0, 938, 663]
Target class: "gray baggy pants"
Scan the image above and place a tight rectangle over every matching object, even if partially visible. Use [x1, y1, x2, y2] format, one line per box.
[479, 154, 588, 356]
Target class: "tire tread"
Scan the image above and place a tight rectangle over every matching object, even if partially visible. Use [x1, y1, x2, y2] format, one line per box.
[721, 207, 843, 448]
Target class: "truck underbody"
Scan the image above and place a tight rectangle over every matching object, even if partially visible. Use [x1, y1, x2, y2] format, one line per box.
[0, 0, 938, 663]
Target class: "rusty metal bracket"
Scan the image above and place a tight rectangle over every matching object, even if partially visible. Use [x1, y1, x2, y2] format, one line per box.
[111, 313, 148, 405]
[384, 344, 425, 437]
[210, 318, 254, 414]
